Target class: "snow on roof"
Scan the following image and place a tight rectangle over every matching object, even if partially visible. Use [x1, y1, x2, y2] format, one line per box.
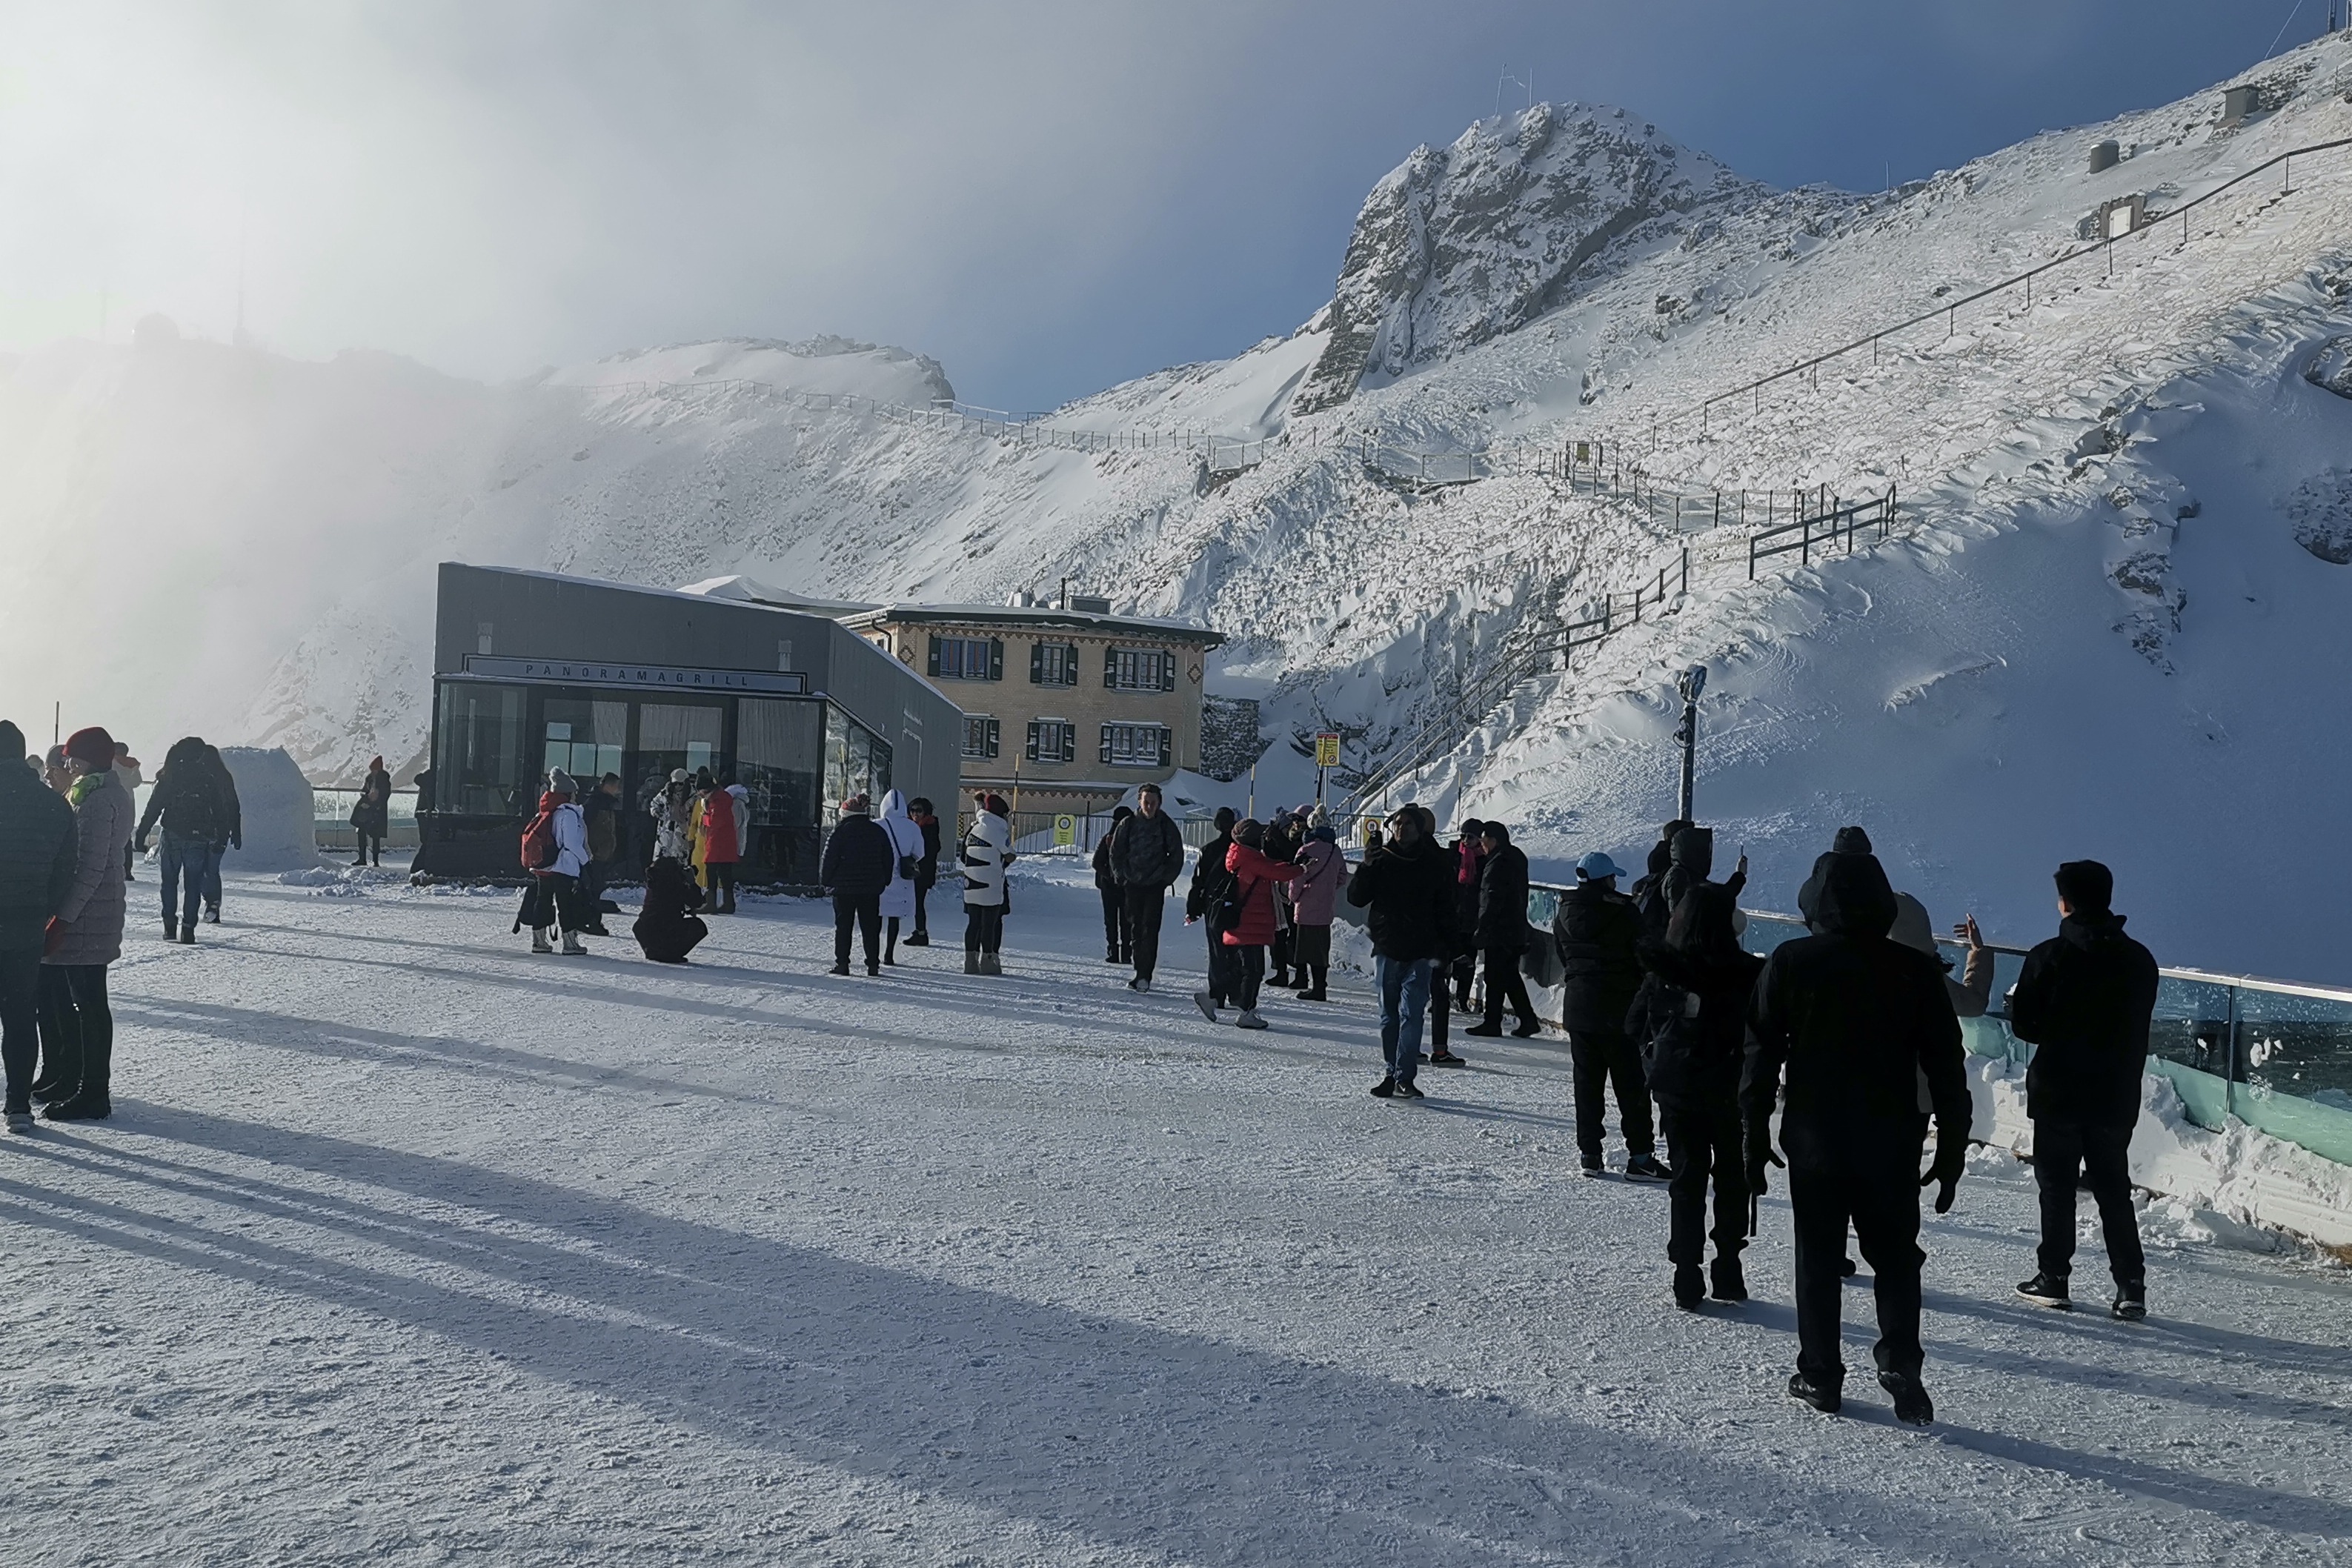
[840, 602, 1225, 646]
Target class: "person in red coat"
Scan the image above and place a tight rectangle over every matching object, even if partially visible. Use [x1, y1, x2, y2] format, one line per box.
[1195, 818, 1298, 1032]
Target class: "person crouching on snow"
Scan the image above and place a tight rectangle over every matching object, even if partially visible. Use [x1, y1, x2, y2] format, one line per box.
[634, 854, 708, 964]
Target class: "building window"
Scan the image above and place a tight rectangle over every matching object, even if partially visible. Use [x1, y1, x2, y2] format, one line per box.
[1026, 719, 1076, 764]
[1104, 646, 1177, 691]
[1029, 640, 1080, 686]
[961, 715, 1000, 760]
[929, 635, 1003, 682]
[1099, 722, 1172, 768]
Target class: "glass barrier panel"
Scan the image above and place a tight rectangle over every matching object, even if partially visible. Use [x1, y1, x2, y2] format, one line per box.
[2230, 985, 2352, 1165]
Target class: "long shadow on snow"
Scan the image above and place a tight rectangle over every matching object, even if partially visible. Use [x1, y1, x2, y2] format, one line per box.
[3, 1109, 2270, 1565]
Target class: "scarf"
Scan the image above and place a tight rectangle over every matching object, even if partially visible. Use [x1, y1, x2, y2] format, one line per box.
[67, 769, 111, 808]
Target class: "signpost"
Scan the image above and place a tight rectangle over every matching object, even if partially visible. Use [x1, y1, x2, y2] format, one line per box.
[1052, 814, 1076, 849]
[1313, 731, 1341, 803]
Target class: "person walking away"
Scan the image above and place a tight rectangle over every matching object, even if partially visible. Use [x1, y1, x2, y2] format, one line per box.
[351, 756, 392, 866]
[577, 774, 622, 935]
[1553, 851, 1670, 1180]
[1449, 819, 1486, 1011]
[39, 727, 136, 1120]
[1744, 852, 1970, 1425]
[133, 737, 226, 944]
[632, 853, 708, 964]
[0, 721, 77, 1131]
[199, 744, 240, 923]
[906, 797, 940, 946]
[1467, 821, 1542, 1038]
[1108, 783, 1184, 992]
[1287, 819, 1344, 1001]
[1197, 819, 1298, 1029]
[1184, 806, 1239, 1008]
[1092, 804, 1135, 963]
[1627, 821, 1688, 942]
[959, 794, 1014, 974]
[522, 771, 592, 954]
[876, 789, 925, 964]
[651, 769, 694, 861]
[1797, 826, 1877, 931]
[2008, 860, 2159, 1320]
[1625, 884, 1765, 1308]
[698, 773, 740, 915]
[1344, 805, 1457, 1100]
[114, 742, 142, 881]
[818, 793, 893, 976]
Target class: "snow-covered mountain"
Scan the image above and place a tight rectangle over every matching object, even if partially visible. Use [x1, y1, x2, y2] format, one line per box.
[3, 36, 2349, 977]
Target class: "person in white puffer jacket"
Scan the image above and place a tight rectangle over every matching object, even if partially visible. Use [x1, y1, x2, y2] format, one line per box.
[876, 789, 924, 966]
[959, 793, 1013, 975]
[527, 769, 593, 956]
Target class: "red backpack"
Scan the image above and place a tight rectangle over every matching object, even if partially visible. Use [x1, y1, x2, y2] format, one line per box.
[520, 807, 559, 873]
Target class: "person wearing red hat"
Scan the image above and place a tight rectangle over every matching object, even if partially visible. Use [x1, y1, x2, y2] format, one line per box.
[38, 726, 136, 1120]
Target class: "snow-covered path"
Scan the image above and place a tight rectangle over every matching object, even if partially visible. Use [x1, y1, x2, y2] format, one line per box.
[1, 862, 2347, 1567]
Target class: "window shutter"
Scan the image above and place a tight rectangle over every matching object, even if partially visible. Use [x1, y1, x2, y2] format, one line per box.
[1029, 642, 1043, 684]
[1160, 652, 1175, 691]
[1025, 721, 1040, 762]
[987, 718, 1001, 758]
[1103, 647, 1117, 688]
[1098, 725, 1112, 764]
[926, 636, 941, 678]
[989, 639, 1003, 681]
[1063, 643, 1080, 685]
[1157, 727, 1172, 768]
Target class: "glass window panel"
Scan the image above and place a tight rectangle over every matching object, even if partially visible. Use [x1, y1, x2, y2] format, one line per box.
[737, 698, 823, 827]
[434, 683, 528, 817]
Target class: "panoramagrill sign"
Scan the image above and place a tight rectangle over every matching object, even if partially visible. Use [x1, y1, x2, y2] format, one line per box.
[462, 656, 809, 694]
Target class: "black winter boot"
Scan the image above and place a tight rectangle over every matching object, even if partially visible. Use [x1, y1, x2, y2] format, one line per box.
[2015, 1272, 2071, 1310]
[1787, 1372, 1841, 1415]
[1710, 1255, 1748, 1302]
[1672, 1266, 1705, 1310]
[1878, 1369, 1935, 1426]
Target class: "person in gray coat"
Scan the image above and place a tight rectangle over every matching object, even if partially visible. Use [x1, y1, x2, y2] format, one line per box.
[0, 720, 78, 1129]
[1107, 783, 1186, 992]
[40, 725, 136, 1122]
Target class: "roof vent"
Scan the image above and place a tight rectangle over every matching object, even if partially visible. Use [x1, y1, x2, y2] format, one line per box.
[2087, 139, 2119, 173]
[1069, 595, 1113, 614]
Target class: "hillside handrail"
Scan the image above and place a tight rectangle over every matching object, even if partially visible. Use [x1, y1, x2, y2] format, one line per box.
[1692, 133, 2352, 426]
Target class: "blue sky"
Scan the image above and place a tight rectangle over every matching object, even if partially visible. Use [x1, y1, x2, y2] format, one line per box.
[1, 1, 2336, 409]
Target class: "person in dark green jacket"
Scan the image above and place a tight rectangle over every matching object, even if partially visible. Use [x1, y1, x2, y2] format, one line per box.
[0, 720, 79, 1128]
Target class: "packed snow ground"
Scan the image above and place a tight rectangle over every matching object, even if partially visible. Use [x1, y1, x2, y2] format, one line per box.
[1, 861, 2347, 1567]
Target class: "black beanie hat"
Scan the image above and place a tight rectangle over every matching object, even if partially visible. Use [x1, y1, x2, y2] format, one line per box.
[1832, 825, 1873, 854]
[2055, 860, 2114, 913]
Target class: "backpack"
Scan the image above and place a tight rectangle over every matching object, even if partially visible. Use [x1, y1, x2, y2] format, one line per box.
[520, 808, 559, 873]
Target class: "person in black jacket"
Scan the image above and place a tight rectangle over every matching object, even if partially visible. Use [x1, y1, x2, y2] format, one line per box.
[1448, 820, 1486, 1011]
[1744, 853, 1970, 1425]
[199, 744, 241, 923]
[1091, 804, 1135, 963]
[2009, 860, 2161, 1320]
[1660, 824, 1746, 917]
[1344, 806, 1458, 1099]
[1183, 806, 1239, 1009]
[1626, 883, 1766, 1307]
[1108, 784, 1186, 992]
[1627, 820, 1689, 941]
[632, 854, 708, 964]
[0, 720, 79, 1127]
[1466, 821, 1540, 1037]
[906, 797, 941, 946]
[1552, 852, 1668, 1180]
[818, 793, 894, 976]
[133, 737, 226, 943]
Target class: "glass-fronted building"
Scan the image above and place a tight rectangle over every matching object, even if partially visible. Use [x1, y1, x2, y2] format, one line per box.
[416, 563, 962, 884]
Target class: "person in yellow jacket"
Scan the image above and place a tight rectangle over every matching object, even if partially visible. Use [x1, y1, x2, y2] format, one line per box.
[685, 768, 713, 890]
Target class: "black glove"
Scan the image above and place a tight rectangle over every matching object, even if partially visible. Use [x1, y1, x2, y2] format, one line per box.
[1744, 1123, 1783, 1201]
[1921, 1136, 1965, 1215]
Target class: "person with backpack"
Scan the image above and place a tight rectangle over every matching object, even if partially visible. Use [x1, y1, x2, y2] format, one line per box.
[1625, 883, 1767, 1309]
[959, 793, 1014, 974]
[698, 772, 740, 914]
[877, 789, 925, 966]
[2009, 860, 2161, 1321]
[0, 720, 78, 1132]
[1195, 818, 1298, 1029]
[519, 770, 592, 955]
[1466, 820, 1541, 1037]
[1092, 804, 1135, 964]
[199, 744, 240, 923]
[632, 853, 708, 964]
[1108, 783, 1185, 993]
[1553, 851, 1668, 1180]
[1345, 804, 1458, 1100]
[351, 755, 393, 866]
[1287, 816, 1344, 1001]
[133, 736, 226, 945]
[1184, 805, 1239, 1008]
[1744, 851, 1970, 1425]
[818, 792, 894, 976]
[906, 797, 940, 946]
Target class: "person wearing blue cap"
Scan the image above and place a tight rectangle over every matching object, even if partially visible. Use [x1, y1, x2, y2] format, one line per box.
[1551, 850, 1668, 1179]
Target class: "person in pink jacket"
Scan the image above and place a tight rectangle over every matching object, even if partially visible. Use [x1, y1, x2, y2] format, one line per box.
[1195, 819, 1298, 1032]
[1286, 819, 1346, 1001]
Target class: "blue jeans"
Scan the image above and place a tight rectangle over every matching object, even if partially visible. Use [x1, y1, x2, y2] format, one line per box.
[1376, 954, 1432, 1083]
[159, 834, 219, 930]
